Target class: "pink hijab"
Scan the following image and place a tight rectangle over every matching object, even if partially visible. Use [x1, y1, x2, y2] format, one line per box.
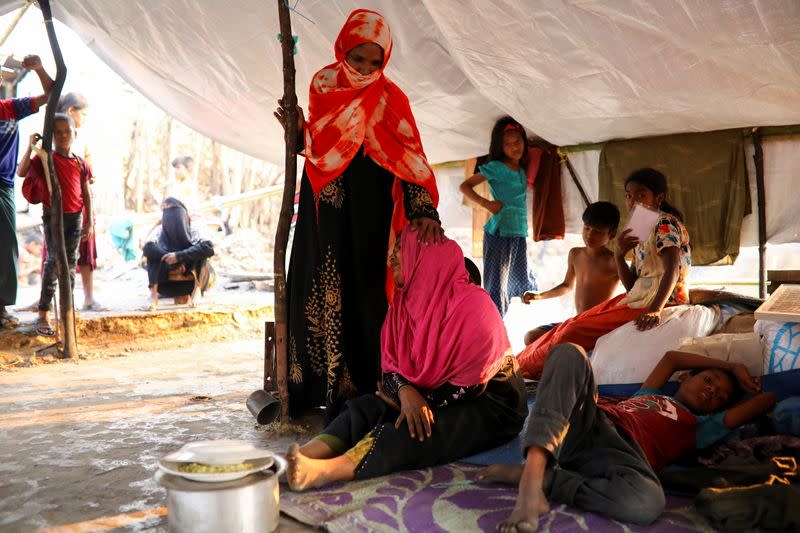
[380, 228, 511, 389]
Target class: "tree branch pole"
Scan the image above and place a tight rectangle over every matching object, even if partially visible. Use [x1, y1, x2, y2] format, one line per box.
[275, 0, 298, 422]
[752, 128, 767, 299]
[38, 0, 76, 357]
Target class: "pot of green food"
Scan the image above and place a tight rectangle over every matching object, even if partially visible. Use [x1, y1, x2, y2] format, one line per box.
[156, 441, 285, 532]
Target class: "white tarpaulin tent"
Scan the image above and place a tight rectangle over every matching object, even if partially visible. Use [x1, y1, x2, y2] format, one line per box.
[2, 0, 799, 241]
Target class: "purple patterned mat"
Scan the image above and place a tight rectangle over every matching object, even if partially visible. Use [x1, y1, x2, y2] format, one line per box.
[280, 463, 713, 532]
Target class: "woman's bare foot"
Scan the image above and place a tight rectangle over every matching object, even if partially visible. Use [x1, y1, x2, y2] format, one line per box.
[286, 443, 332, 491]
[497, 472, 550, 533]
[476, 464, 524, 485]
[286, 442, 356, 491]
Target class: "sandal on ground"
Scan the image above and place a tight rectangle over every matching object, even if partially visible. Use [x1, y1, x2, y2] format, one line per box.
[82, 301, 109, 312]
[0, 311, 20, 329]
[34, 318, 55, 337]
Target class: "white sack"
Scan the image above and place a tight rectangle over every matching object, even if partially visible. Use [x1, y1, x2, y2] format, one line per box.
[592, 304, 717, 385]
[755, 320, 800, 374]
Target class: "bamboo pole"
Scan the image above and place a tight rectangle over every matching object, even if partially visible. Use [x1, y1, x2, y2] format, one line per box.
[274, 0, 298, 422]
[38, 0, 76, 357]
[752, 128, 767, 298]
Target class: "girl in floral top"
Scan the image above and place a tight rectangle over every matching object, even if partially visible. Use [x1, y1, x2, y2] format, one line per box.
[618, 168, 691, 324]
[517, 168, 691, 379]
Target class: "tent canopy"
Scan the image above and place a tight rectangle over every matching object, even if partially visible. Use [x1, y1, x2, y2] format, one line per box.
[1, 0, 798, 166]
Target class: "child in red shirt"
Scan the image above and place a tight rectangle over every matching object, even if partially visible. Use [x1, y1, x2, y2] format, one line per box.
[18, 114, 93, 336]
[479, 344, 775, 531]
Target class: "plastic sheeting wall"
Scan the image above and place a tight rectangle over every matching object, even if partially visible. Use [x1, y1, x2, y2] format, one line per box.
[3, 0, 798, 241]
[3, 0, 799, 162]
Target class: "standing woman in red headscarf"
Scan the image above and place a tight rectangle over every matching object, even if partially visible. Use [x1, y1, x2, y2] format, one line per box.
[274, 9, 443, 418]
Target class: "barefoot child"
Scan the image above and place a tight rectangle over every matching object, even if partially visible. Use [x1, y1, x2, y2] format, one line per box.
[481, 343, 775, 531]
[460, 116, 537, 316]
[516, 168, 691, 378]
[285, 228, 527, 491]
[521, 201, 620, 345]
[59, 92, 107, 312]
[18, 114, 92, 336]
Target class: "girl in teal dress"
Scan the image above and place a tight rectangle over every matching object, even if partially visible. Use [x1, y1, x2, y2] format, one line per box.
[460, 116, 537, 315]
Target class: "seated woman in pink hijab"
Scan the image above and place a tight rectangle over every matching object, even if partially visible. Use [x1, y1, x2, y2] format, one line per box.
[286, 227, 528, 490]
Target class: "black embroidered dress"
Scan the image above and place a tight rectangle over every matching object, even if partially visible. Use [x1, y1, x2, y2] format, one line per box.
[286, 147, 439, 418]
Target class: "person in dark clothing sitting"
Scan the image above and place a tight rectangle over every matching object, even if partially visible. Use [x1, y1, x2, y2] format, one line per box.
[143, 197, 214, 311]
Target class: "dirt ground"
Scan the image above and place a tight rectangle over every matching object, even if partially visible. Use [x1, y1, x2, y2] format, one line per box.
[0, 266, 276, 367]
[0, 338, 323, 532]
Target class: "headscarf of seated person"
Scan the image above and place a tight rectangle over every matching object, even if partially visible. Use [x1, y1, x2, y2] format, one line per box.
[159, 197, 193, 253]
[381, 227, 511, 390]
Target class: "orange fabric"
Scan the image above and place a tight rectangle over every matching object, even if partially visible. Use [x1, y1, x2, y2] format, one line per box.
[304, 9, 439, 302]
[304, 9, 438, 239]
[516, 294, 647, 379]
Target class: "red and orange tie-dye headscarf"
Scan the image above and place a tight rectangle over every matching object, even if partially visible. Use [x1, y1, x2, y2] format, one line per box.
[303, 9, 438, 228]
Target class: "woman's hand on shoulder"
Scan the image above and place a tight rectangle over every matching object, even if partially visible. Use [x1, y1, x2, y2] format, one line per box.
[614, 228, 638, 258]
[396, 385, 434, 442]
[273, 98, 305, 132]
[410, 216, 444, 245]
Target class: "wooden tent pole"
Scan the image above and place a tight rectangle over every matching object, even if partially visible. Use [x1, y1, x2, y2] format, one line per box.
[38, 0, 77, 357]
[274, 0, 298, 422]
[752, 128, 767, 298]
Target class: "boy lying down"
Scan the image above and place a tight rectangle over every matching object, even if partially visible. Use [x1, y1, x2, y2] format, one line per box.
[478, 343, 775, 533]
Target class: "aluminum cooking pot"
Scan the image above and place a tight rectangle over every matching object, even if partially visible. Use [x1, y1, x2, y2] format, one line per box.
[156, 454, 286, 533]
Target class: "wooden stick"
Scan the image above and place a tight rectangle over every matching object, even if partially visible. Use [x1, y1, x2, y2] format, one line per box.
[274, 0, 298, 422]
[264, 321, 276, 392]
[38, 0, 77, 357]
[560, 150, 591, 207]
[752, 128, 767, 298]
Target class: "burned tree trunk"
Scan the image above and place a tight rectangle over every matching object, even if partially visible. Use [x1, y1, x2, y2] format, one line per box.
[38, 0, 76, 357]
[274, 0, 299, 422]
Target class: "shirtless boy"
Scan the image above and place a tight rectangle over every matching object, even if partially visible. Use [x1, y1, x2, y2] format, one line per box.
[521, 201, 620, 345]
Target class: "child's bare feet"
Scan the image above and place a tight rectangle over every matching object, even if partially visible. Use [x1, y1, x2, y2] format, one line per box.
[497, 473, 550, 533]
[286, 443, 333, 491]
[476, 464, 524, 485]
